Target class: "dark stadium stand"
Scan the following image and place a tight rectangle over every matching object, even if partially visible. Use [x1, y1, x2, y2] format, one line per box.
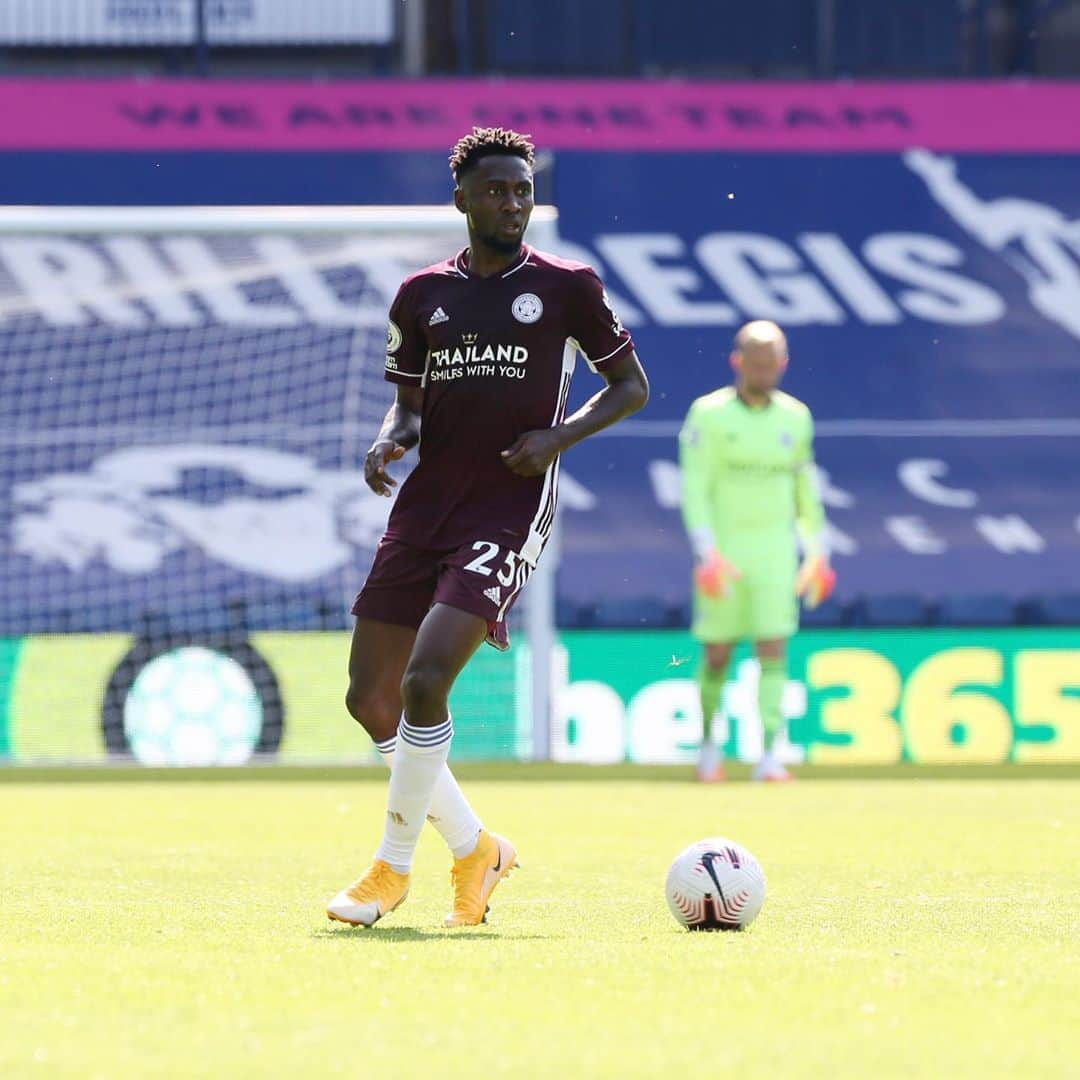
[1, 2, 1076, 78]
[1032, 593, 1080, 626]
[832, 0, 965, 76]
[936, 593, 1018, 628]
[854, 594, 933, 629]
[795, 597, 850, 629]
[483, 0, 977, 78]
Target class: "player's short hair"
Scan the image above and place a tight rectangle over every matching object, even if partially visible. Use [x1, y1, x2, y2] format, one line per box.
[449, 127, 535, 182]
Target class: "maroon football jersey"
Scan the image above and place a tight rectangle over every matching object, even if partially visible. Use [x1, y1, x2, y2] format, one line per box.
[382, 244, 633, 563]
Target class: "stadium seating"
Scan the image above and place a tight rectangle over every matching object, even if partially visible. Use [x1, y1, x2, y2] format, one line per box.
[935, 593, 1018, 627]
[857, 593, 934, 628]
[484, 0, 958, 77]
[589, 596, 685, 630]
[798, 597, 852, 628]
[1030, 593, 1080, 626]
[832, 0, 964, 75]
[487, 1, 635, 75]
[635, 0, 816, 76]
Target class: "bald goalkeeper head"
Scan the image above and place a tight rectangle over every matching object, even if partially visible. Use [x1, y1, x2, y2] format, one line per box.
[732, 320, 788, 405]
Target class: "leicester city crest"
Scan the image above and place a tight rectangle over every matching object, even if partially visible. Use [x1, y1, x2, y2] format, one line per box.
[511, 293, 543, 324]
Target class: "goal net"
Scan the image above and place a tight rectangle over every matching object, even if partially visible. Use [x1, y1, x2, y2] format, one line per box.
[0, 205, 558, 766]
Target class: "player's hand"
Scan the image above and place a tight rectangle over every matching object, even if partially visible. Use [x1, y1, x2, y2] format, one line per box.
[364, 440, 407, 497]
[501, 429, 564, 477]
[695, 550, 741, 599]
[796, 554, 836, 609]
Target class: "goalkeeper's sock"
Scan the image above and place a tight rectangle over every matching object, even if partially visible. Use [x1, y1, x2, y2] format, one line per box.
[374, 722, 482, 860]
[758, 656, 787, 752]
[698, 662, 728, 745]
[374, 717, 453, 874]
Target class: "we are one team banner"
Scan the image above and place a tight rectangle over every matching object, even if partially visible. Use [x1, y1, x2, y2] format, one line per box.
[0, 80, 1077, 151]
[1, 629, 1077, 766]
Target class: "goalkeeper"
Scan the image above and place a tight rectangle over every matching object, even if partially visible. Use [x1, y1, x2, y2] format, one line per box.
[679, 320, 833, 782]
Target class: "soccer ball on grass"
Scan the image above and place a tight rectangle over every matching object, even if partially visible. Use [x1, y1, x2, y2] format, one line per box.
[665, 838, 766, 931]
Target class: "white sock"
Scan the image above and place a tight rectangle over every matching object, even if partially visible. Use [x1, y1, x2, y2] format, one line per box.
[374, 725, 482, 860]
[374, 717, 454, 873]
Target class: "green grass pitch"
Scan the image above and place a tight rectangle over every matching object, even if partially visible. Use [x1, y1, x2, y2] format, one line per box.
[1, 767, 1077, 1078]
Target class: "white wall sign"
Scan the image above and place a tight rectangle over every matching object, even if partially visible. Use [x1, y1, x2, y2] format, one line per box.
[0, 1, 394, 45]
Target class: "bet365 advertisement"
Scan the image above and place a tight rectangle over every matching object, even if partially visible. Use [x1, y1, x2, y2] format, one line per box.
[0, 628, 1076, 766]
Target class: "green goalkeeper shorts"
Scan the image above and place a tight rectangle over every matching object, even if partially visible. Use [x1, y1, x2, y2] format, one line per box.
[691, 547, 798, 643]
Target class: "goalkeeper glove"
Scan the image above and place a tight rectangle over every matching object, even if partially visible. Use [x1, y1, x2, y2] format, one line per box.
[694, 550, 742, 599]
[796, 554, 836, 609]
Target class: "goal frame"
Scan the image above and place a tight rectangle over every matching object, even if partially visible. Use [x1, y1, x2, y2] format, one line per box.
[0, 204, 559, 762]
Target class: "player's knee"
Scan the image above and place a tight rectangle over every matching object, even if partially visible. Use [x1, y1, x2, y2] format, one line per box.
[755, 640, 786, 662]
[344, 684, 398, 738]
[400, 664, 450, 719]
[705, 645, 733, 670]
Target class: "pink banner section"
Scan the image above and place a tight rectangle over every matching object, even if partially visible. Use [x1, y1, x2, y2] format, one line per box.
[0, 78, 1078, 152]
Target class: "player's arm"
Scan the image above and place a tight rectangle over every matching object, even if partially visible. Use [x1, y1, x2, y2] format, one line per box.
[678, 399, 715, 562]
[502, 268, 648, 477]
[502, 349, 648, 476]
[365, 384, 423, 497]
[793, 411, 835, 606]
[679, 401, 740, 597]
[368, 279, 426, 496]
[560, 349, 650, 449]
[502, 350, 648, 476]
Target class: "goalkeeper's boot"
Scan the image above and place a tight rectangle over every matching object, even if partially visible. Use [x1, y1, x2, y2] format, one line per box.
[696, 742, 726, 783]
[326, 860, 410, 927]
[444, 830, 518, 927]
[752, 753, 793, 783]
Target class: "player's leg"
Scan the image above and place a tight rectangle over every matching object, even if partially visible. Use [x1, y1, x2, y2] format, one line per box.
[328, 540, 484, 928]
[344, 616, 485, 859]
[372, 730, 485, 859]
[345, 541, 487, 848]
[698, 641, 734, 781]
[344, 617, 414, 743]
[691, 573, 747, 782]
[745, 544, 798, 781]
[378, 602, 489, 876]
[429, 542, 526, 925]
[751, 637, 792, 781]
[329, 603, 487, 927]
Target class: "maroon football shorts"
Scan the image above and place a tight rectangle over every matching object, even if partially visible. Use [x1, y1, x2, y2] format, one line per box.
[351, 537, 534, 651]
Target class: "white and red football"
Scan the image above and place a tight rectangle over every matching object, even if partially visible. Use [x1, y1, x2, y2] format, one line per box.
[665, 838, 767, 931]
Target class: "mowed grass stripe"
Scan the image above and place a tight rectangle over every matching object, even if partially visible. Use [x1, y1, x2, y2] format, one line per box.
[0, 779, 1076, 1078]
[2, 762, 1079, 784]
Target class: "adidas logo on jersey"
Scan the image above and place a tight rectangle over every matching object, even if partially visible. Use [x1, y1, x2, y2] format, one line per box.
[429, 307, 449, 326]
[484, 586, 502, 604]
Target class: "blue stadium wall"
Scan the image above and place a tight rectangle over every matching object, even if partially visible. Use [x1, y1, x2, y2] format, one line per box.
[2, 82, 1080, 630]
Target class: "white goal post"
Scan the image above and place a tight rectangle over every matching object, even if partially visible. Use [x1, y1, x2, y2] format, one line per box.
[0, 204, 559, 765]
